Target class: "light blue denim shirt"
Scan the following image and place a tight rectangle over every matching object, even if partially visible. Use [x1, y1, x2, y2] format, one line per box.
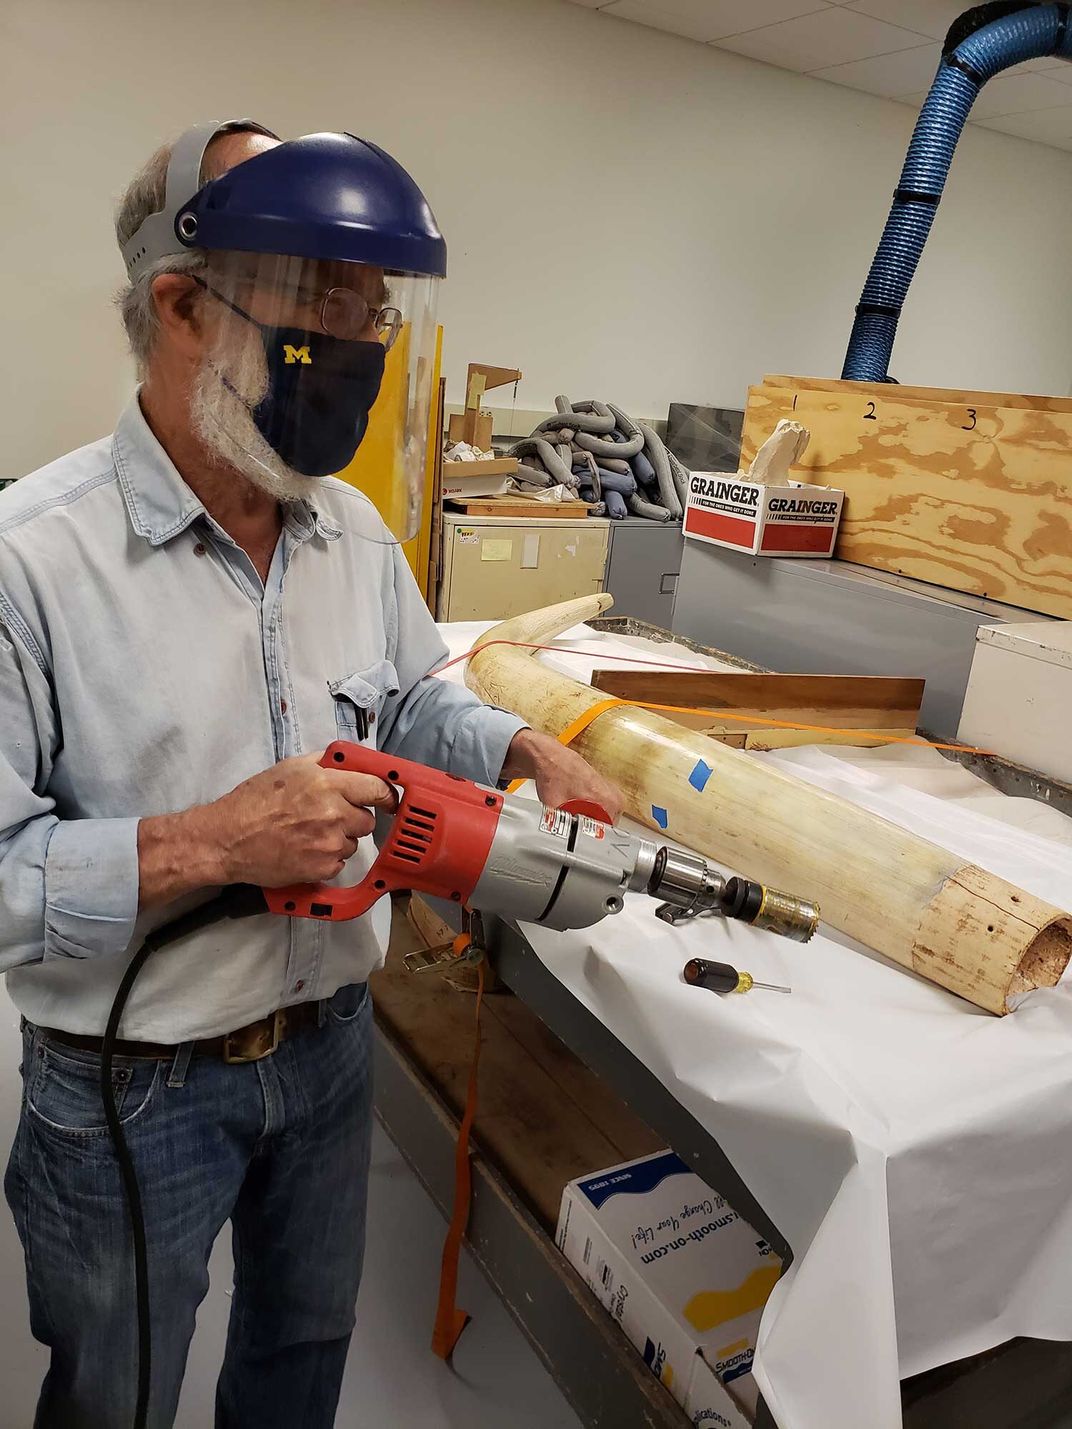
[0, 397, 526, 1040]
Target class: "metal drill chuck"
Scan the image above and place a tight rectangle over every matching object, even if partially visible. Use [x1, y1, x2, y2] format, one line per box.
[644, 849, 819, 943]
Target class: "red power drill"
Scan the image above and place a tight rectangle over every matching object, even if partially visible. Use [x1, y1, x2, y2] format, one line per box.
[251, 741, 820, 939]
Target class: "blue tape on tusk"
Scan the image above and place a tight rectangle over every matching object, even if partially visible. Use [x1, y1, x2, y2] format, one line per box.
[652, 806, 669, 830]
[688, 759, 713, 793]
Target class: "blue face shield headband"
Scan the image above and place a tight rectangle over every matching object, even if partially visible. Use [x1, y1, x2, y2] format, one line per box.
[192, 276, 387, 479]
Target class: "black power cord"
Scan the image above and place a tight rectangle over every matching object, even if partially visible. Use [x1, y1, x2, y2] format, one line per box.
[100, 886, 266, 1429]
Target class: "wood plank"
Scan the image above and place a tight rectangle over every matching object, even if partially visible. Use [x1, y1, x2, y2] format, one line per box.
[740, 725, 917, 751]
[373, 905, 662, 1227]
[742, 382, 1072, 621]
[590, 669, 924, 729]
[763, 374, 1072, 415]
[407, 893, 455, 949]
[633, 711, 918, 751]
[445, 499, 594, 519]
[479, 991, 665, 1164]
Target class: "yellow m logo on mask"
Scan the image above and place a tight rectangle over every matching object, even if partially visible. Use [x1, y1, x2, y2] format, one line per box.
[283, 344, 312, 365]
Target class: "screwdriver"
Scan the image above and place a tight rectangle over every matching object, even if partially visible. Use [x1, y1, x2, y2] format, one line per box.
[683, 958, 791, 995]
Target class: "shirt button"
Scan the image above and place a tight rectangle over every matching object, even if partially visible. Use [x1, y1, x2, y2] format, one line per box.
[193, 542, 206, 557]
[368, 713, 376, 726]
[294, 979, 306, 994]
[280, 700, 288, 714]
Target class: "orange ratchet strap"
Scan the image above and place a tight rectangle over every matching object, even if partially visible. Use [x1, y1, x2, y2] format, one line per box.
[505, 694, 994, 792]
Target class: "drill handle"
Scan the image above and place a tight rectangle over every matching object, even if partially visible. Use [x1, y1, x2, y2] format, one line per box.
[261, 741, 502, 922]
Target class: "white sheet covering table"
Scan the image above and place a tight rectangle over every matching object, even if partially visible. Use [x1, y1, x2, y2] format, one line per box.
[437, 621, 1072, 1429]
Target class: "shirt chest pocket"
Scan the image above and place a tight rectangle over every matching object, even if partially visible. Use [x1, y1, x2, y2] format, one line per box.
[330, 660, 400, 745]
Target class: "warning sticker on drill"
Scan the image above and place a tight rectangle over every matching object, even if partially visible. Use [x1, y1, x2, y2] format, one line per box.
[577, 815, 606, 841]
[541, 807, 571, 839]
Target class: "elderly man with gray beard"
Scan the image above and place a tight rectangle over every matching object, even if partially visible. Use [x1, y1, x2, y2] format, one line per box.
[0, 120, 622, 1429]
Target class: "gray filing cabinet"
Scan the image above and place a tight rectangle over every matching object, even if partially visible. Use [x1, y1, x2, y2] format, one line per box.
[602, 518, 684, 627]
[671, 540, 1051, 740]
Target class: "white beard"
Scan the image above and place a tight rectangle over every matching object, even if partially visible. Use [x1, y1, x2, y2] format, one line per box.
[190, 327, 319, 503]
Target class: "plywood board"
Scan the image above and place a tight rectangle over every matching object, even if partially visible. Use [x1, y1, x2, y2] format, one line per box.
[590, 670, 924, 728]
[763, 374, 1072, 416]
[742, 382, 1072, 620]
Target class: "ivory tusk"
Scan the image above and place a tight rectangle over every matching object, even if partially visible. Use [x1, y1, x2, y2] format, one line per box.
[466, 596, 1072, 1015]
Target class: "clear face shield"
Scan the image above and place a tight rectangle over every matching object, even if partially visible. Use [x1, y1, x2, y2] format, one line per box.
[191, 249, 439, 541]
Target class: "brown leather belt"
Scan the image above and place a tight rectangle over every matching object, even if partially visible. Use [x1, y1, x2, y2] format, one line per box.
[42, 1000, 323, 1065]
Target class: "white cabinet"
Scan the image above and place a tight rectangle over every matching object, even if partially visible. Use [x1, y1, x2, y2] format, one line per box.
[958, 621, 1072, 783]
[437, 514, 609, 622]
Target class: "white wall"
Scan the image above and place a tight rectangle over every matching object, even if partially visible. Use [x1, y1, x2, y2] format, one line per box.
[4, 0, 1072, 477]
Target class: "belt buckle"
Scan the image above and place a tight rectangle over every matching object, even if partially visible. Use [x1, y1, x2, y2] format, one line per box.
[224, 1009, 285, 1064]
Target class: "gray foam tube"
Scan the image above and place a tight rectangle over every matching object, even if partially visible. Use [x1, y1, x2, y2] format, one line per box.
[640, 423, 682, 518]
[607, 403, 641, 439]
[516, 463, 554, 488]
[508, 437, 576, 486]
[539, 399, 615, 435]
[628, 492, 673, 522]
[575, 429, 644, 459]
[666, 449, 690, 509]
[598, 457, 632, 476]
[593, 467, 636, 496]
[631, 450, 657, 488]
[604, 490, 628, 519]
[535, 412, 615, 435]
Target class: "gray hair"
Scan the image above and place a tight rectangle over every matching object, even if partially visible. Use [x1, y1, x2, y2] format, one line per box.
[115, 129, 266, 376]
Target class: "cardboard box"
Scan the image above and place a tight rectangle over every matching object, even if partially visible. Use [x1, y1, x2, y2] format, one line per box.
[441, 456, 516, 500]
[957, 619, 1071, 783]
[686, 1349, 751, 1429]
[683, 471, 844, 558]
[556, 1150, 780, 1424]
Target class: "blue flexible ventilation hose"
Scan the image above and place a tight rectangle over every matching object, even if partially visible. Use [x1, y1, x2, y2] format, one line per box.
[842, 2, 1072, 381]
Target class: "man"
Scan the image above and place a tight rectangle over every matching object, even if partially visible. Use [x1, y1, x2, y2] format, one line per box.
[0, 120, 621, 1428]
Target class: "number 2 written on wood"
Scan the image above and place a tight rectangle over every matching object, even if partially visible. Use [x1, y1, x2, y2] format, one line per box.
[861, 402, 980, 431]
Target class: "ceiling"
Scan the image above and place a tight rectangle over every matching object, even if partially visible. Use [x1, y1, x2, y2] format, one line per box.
[567, 1, 1072, 151]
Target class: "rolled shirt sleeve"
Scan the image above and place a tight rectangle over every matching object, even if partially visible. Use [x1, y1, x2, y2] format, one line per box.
[0, 610, 140, 970]
[380, 545, 527, 784]
[43, 817, 141, 961]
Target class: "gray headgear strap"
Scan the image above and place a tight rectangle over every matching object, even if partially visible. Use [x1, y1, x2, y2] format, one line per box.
[120, 118, 278, 282]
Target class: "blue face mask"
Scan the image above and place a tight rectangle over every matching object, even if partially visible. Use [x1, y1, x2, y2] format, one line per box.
[195, 279, 386, 478]
[252, 324, 385, 477]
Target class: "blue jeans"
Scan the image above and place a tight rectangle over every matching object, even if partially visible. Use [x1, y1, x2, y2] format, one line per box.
[4, 984, 374, 1429]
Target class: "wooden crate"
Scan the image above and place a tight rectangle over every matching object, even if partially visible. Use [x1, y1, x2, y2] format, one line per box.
[739, 375, 1072, 621]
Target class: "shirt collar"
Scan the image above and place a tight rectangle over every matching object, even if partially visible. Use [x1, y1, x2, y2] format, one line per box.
[112, 394, 340, 547]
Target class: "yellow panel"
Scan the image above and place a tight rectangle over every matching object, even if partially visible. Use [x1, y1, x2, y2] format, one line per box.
[333, 325, 443, 595]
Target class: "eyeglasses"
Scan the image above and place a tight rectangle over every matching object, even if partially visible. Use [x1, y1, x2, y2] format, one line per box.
[319, 288, 403, 350]
[192, 274, 403, 350]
